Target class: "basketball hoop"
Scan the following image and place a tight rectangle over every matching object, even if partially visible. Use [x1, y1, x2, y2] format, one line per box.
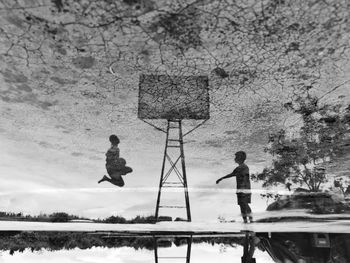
[137, 74, 210, 222]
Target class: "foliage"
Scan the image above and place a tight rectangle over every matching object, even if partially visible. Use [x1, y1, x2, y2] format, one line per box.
[0, 231, 155, 254]
[254, 93, 350, 192]
[103, 215, 127, 224]
[129, 215, 156, 223]
[0, 211, 161, 224]
[0, 231, 244, 255]
[49, 212, 71, 222]
[0, 212, 84, 222]
[334, 178, 350, 196]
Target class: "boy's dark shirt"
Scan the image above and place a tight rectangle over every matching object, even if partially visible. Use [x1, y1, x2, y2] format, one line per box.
[232, 163, 251, 191]
[105, 145, 124, 173]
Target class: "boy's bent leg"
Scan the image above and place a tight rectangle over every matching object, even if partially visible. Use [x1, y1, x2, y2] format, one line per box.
[239, 203, 248, 223]
[110, 172, 125, 187]
[110, 177, 125, 187]
[246, 204, 253, 222]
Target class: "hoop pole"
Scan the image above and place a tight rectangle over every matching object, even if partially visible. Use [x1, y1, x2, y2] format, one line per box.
[155, 121, 170, 221]
[183, 119, 209, 137]
[153, 236, 159, 263]
[153, 236, 192, 263]
[141, 119, 167, 133]
[179, 120, 192, 222]
[186, 236, 193, 263]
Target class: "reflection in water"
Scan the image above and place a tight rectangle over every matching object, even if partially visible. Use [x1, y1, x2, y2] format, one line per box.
[153, 236, 192, 263]
[151, 232, 350, 263]
[151, 233, 259, 263]
[257, 232, 350, 263]
[0, 231, 349, 262]
[242, 232, 257, 263]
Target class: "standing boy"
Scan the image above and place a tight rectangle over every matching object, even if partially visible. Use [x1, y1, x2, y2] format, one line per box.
[216, 151, 253, 223]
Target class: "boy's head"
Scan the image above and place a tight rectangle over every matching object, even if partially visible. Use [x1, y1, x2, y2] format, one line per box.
[234, 151, 246, 164]
[109, 134, 120, 145]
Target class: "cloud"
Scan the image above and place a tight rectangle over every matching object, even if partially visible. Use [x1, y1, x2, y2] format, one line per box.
[50, 76, 78, 85]
[203, 139, 225, 148]
[16, 83, 32, 92]
[0, 84, 56, 110]
[38, 141, 53, 148]
[2, 69, 28, 83]
[89, 156, 103, 160]
[0, 188, 138, 218]
[71, 152, 84, 157]
[224, 130, 240, 135]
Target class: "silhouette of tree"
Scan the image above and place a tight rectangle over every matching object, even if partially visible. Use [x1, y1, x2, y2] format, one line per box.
[254, 93, 350, 192]
[0, 231, 244, 254]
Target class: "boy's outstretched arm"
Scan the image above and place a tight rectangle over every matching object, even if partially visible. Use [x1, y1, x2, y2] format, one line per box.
[216, 171, 236, 184]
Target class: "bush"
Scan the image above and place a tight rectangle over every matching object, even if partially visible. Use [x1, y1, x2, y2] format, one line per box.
[49, 212, 70, 222]
[104, 216, 127, 224]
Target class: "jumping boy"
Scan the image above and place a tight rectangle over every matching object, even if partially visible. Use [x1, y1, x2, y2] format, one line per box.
[98, 134, 132, 187]
[216, 151, 253, 223]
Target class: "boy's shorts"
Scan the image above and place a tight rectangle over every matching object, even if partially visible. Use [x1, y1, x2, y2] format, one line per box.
[107, 166, 133, 176]
[237, 193, 251, 205]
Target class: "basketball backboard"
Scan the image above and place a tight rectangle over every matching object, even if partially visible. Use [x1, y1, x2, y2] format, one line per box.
[138, 74, 209, 120]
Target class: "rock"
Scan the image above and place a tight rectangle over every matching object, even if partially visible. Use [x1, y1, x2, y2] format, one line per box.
[267, 191, 350, 214]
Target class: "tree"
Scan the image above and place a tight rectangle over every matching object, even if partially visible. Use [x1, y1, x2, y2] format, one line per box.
[334, 178, 350, 196]
[104, 215, 127, 224]
[254, 93, 350, 192]
[49, 212, 75, 222]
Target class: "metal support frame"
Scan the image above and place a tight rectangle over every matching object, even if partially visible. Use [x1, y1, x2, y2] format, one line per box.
[155, 119, 192, 222]
[154, 236, 192, 263]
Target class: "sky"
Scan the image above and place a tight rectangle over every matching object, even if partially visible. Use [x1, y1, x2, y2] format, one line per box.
[0, 96, 276, 220]
[0, 0, 350, 221]
[0, 69, 348, 221]
[0, 62, 290, 220]
[0, 243, 275, 263]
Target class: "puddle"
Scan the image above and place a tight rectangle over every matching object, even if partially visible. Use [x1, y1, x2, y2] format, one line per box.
[0, 231, 348, 262]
